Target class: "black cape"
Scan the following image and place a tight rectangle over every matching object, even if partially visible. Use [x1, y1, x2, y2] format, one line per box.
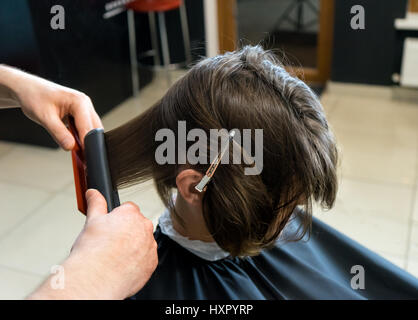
[131, 216, 418, 300]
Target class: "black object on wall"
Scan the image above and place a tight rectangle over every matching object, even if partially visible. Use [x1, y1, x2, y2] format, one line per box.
[331, 0, 407, 86]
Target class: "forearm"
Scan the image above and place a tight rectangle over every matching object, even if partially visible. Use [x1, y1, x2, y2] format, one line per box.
[27, 252, 122, 300]
[0, 65, 22, 109]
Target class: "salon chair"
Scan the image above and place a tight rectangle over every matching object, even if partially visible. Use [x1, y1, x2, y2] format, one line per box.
[126, 0, 192, 92]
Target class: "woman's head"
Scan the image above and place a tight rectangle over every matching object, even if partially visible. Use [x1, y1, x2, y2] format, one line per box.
[105, 45, 338, 257]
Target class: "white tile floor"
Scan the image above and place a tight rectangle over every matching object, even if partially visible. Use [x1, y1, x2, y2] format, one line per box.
[315, 82, 418, 275]
[0, 73, 417, 299]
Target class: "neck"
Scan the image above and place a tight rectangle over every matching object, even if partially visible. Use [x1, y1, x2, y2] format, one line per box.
[172, 194, 215, 242]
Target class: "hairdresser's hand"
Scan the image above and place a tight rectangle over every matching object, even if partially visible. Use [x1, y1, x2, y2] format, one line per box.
[0, 65, 102, 150]
[28, 189, 158, 300]
[71, 189, 158, 299]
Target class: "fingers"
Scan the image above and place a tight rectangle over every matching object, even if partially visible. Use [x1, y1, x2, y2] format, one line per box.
[45, 114, 75, 151]
[143, 217, 155, 234]
[111, 201, 145, 219]
[69, 93, 103, 147]
[42, 90, 102, 151]
[86, 189, 108, 221]
[110, 201, 153, 233]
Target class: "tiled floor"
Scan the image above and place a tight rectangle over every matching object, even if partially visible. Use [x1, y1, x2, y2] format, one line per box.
[0, 72, 417, 299]
[315, 82, 418, 275]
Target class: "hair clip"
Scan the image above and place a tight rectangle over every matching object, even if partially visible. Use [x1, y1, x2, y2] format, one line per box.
[195, 130, 235, 192]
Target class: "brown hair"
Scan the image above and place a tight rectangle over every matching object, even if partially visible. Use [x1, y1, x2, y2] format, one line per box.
[105, 45, 338, 257]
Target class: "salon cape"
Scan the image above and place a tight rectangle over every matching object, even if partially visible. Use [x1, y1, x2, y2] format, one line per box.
[131, 207, 418, 300]
[158, 208, 230, 261]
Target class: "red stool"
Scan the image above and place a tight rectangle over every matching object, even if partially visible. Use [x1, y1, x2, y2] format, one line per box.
[126, 0, 191, 93]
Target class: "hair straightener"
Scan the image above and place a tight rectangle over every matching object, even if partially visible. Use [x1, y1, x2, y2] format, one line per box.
[68, 117, 120, 215]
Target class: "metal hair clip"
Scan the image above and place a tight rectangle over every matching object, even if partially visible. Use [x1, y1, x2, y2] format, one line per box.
[195, 130, 236, 192]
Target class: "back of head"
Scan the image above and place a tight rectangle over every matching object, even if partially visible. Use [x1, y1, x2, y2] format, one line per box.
[105, 45, 338, 257]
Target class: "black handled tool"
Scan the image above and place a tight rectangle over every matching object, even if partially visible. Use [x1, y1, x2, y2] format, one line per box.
[68, 117, 120, 214]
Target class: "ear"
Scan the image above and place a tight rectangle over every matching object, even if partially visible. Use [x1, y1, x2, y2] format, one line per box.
[176, 169, 204, 205]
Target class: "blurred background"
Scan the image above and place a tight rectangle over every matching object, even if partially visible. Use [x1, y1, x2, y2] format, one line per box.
[0, 0, 417, 298]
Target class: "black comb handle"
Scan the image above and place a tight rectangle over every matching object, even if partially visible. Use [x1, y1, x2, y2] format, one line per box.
[84, 128, 120, 212]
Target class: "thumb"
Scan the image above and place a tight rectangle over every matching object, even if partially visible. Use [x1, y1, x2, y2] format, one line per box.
[45, 114, 75, 151]
[86, 189, 108, 220]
